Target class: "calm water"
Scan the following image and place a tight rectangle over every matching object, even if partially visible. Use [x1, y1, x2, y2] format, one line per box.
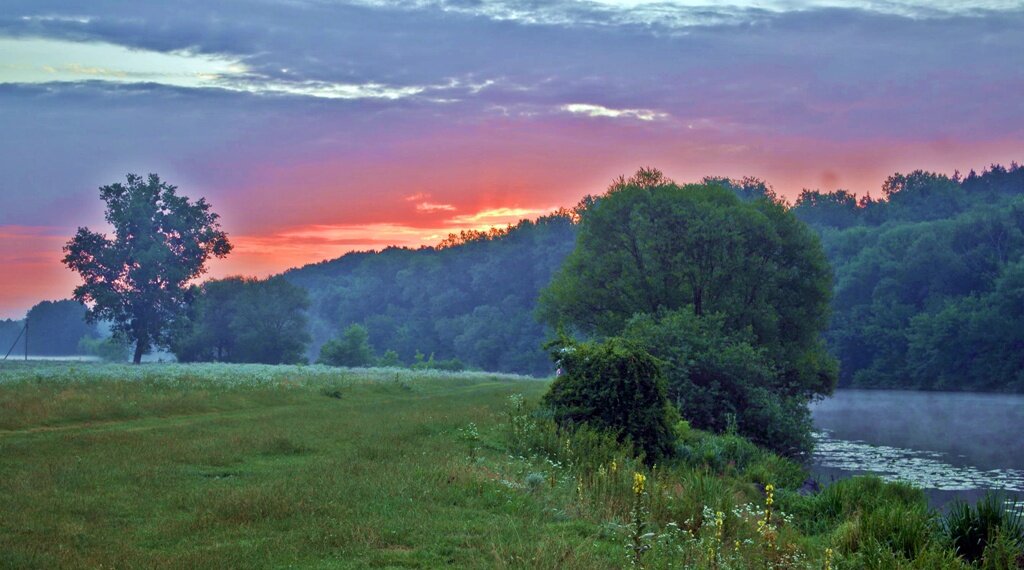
[810, 389, 1024, 509]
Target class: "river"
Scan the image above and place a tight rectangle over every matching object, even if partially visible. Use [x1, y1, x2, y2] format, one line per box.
[810, 389, 1024, 510]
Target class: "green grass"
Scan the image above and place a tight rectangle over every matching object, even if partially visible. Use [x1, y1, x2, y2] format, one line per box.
[1, 362, 609, 568]
[0, 362, 1018, 569]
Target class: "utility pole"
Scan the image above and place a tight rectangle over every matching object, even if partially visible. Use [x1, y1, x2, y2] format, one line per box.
[3, 322, 27, 361]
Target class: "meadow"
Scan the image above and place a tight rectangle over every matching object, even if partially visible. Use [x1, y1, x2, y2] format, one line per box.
[0, 362, 1019, 569]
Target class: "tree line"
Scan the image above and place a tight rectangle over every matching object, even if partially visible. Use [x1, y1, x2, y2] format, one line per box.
[44, 163, 1024, 394]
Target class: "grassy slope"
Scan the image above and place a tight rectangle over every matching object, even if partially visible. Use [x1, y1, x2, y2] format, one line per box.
[0, 363, 613, 569]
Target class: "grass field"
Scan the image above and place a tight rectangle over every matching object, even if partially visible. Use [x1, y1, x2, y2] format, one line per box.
[0, 363, 601, 568]
[0, 362, 1017, 569]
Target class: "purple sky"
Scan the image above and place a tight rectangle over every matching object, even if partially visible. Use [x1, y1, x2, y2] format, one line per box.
[1, 0, 1022, 318]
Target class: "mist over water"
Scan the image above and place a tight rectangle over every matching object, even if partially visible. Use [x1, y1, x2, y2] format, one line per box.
[810, 390, 1024, 509]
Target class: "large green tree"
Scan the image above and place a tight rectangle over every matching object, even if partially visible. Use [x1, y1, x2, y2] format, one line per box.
[63, 174, 232, 363]
[540, 169, 836, 396]
[539, 169, 837, 455]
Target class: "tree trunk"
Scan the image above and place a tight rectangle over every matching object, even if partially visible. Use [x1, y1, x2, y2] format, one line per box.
[133, 340, 145, 364]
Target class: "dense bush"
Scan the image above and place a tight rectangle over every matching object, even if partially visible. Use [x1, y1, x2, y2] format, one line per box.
[542, 337, 676, 463]
[318, 324, 374, 367]
[410, 351, 466, 371]
[623, 309, 816, 456]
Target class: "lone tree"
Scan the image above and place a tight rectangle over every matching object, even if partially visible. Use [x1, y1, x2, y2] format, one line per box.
[63, 173, 232, 364]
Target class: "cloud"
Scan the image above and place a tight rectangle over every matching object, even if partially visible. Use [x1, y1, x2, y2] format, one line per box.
[562, 103, 668, 121]
[415, 202, 457, 212]
[0, 37, 493, 101]
[448, 207, 557, 228]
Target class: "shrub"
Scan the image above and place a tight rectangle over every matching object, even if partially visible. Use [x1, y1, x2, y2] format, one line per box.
[376, 349, 401, 367]
[410, 351, 466, 371]
[78, 335, 131, 362]
[542, 337, 676, 463]
[318, 324, 374, 367]
[622, 309, 817, 457]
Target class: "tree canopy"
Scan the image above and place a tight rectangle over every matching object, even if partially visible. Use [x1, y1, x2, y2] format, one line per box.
[171, 276, 310, 365]
[24, 299, 98, 356]
[285, 211, 576, 373]
[540, 169, 836, 399]
[63, 174, 231, 363]
[794, 163, 1024, 391]
[318, 324, 375, 367]
[537, 169, 836, 455]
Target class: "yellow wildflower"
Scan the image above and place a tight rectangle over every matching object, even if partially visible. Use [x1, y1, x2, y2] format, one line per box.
[632, 472, 646, 495]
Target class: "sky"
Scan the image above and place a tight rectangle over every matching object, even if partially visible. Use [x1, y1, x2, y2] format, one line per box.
[1, 0, 1022, 318]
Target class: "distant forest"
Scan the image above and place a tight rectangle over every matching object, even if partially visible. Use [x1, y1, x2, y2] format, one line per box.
[6, 163, 1022, 392]
[285, 212, 577, 375]
[795, 165, 1024, 392]
[0, 300, 99, 358]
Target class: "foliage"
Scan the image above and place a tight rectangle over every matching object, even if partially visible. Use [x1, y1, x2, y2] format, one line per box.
[539, 169, 834, 455]
[25, 299, 98, 355]
[539, 170, 835, 393]
[623, 309, 815, 456]
[272, 161, 1024, 391]
[171, 276, 311, 365]
[318, 324, 375, 367]
[795, 163, 1024, 391]
[943, 494, 1024, 564]
[542, 336, 676, 463]
[0, 319, 23, 357]
[376, 349, 401, 367]
[77, 334, 131, 362]
[62, 173, 231, 363]
[410, 351, 467, 371]
[284, 211, 577, 374]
